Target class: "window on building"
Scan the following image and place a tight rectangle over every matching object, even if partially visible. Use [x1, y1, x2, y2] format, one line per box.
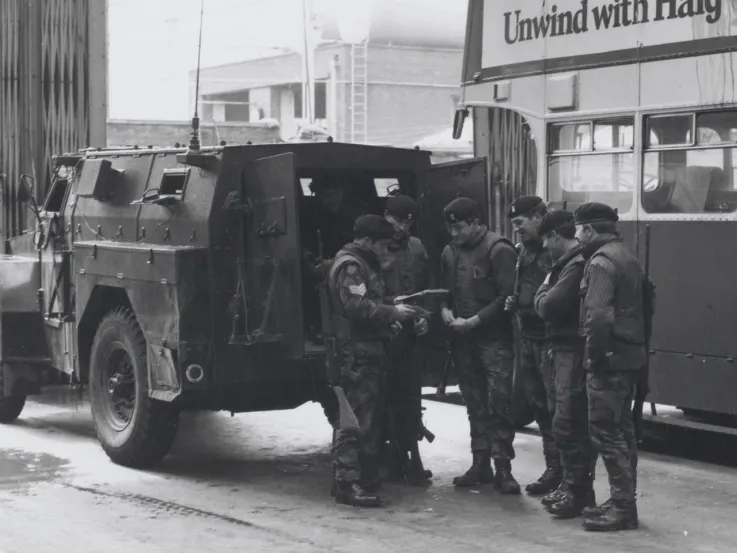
[293, 82, 326, 120]
[547, 117, 635, 213]
[315, 81, 327, 120]
[643, 111, 737, 214]
[293, 84, 303, 119]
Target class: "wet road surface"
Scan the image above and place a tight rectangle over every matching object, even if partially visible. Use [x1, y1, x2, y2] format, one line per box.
[0, 387, 734, 552]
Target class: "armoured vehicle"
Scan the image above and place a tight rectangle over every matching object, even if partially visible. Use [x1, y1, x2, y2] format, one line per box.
[0, 141, 488, 468]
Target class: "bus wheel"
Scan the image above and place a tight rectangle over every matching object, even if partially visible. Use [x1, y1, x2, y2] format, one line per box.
[89, 307, 179, 468]
[0, 365, 26, 423]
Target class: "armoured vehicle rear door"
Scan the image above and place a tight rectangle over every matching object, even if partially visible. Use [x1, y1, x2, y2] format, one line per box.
[240, 152, 303, 359]
[39, 165, 76, 373]
[418, 157, 488, 388]
[419, 157, 489, 283]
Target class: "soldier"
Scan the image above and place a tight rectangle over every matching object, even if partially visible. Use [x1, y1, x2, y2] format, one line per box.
[574, 202, 646, 531]
[311, 178, 368, 256]
[327, 214, 419, 507]
[380, 195, 433, 485]
[505, 196, 561, 496]
[534, 210, 595, 518]
[439, 197, 521, 493]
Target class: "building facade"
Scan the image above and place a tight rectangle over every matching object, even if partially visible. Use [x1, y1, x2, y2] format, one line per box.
[193, 42, 463, 148]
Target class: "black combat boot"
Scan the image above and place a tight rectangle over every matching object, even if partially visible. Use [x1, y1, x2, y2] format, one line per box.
[362, 455, 382, 493]
[582, 467, 636, 517]
[581, 498, 612, 518]
[493, 459, 521, 495]
[334, 481, 382, 507]
[583, 500, 638, 532]
[541, 482, 569, 507]
[452, 452, 494, 487]
[546, 486, 596, 519]
[525, 455, 563, 496]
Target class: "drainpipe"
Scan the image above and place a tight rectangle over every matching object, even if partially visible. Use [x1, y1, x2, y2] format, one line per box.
[329, 55, 339, 140]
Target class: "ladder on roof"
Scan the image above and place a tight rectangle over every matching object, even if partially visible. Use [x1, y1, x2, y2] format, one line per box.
[350, 41, 368, 144]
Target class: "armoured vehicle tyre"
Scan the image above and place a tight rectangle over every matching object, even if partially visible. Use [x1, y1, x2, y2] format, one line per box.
[89, 307, 179, 468]
[0, 366, 26, 423]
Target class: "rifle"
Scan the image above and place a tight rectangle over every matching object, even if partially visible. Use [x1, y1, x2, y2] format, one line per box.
[506, 243, 524, 312]
[435, 340, 453, 397]
[419, 406, 436, 443]
[316, 230, 341, 387]
[634, 224, 655, 444]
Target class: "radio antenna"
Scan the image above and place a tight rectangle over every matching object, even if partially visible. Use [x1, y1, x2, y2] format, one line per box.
[187, 0, 205, 152]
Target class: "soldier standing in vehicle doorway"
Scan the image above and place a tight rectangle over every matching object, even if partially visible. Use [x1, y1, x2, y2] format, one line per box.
[440, 197, 521, 493]
[534, 210, 596, 518]
[380, 195, 433, 485]
[327, 214, 420, 507]
[505, 196, 562, 497]
[574, 202, 649, 532]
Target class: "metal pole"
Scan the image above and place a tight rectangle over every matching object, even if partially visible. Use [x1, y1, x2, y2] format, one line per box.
[88, 0, 108, 149]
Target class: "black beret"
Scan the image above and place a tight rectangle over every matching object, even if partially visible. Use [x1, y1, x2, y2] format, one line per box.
[353, 214, 395, 240]
[385, 195, 418, 220]
[537, 209, 575, 237]
[573, 202, 619, 225]
[507, 195, 545, 219]
[444, 197, 480, 223]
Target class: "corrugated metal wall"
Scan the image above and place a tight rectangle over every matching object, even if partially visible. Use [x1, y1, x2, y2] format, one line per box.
[487, 108, 538, 238]
[0, 0, 106, 241]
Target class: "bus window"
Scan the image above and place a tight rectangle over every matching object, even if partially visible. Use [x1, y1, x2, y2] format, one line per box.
[550, 123, 591, 152]
[646, 114, 693, 147]
[594, 118, 634, 150]
[643, 112, 737, 214]
[547, 117, 635, 214]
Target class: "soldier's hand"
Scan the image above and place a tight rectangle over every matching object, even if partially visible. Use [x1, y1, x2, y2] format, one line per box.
[504, 296, 518, 313]
[389, 321, 403, 337]
[450, 316, 479, 334]
[413, 317, 429, 336]
[441, 307, 456, 326]
[395, 303, 419, 321]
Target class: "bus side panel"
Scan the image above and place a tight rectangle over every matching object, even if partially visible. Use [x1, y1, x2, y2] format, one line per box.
[641, 220, 735, 358]
[648, 352, 737, 415]
[638, 219, 737, 415]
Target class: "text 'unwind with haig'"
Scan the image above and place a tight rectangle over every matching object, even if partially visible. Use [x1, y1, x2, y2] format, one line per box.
[504, 0, 723, 44]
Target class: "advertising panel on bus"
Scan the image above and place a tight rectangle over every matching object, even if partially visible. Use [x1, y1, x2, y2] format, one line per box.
[479, 0, 737, 80]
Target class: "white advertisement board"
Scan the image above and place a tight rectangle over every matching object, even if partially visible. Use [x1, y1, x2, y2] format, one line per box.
[482, 0, 737, 73]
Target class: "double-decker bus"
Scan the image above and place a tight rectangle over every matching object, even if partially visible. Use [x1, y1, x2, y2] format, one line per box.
[452, 0, 737, 432]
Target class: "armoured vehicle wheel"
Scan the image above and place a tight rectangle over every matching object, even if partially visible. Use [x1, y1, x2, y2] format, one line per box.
[0, 366, 26, 423]
[89, 307, 179, 468]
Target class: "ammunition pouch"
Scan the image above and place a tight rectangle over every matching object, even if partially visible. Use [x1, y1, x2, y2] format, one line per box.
[331, 315, 352, 341]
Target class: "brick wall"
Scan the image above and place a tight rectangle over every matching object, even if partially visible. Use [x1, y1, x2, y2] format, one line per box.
[107, 119, 282, 148]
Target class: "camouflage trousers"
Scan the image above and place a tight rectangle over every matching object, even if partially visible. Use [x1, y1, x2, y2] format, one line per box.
[587, 370, 639, 502]
[454, 335, 515, 460]
[520, 338, 558, 467]
[551, 348, 595, 486]
[332, 341, 386, 484]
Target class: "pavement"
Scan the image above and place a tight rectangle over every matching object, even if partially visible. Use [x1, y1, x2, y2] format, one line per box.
[0, 386, 735, 553]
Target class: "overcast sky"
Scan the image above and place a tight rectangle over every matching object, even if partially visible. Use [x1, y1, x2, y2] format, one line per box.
[108, 0, 317, 120]
[107, 0, 466, 121]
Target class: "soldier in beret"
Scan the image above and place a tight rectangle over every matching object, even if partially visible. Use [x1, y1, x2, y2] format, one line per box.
[534, 210, 596, 518]
[573, 202, 648, 531]
[380, 195, 434, 485]
[439, 197, 521, 493]
[506, 196, 561, 497]
[327, 214, 421, 507]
